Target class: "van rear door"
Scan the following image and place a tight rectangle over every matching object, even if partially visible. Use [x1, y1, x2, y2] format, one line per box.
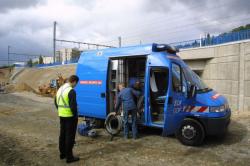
[76, 51, 109, 119]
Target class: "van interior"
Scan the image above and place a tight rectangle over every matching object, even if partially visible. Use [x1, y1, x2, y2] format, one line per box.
[149, 68, 169, 124]
[107, 55, 169, 124]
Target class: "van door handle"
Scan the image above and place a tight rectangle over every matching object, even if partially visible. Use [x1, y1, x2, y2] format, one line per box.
[101, 93, 106, 98]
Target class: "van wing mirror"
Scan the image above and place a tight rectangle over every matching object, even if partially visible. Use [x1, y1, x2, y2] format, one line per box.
[188, 85, 197, 98]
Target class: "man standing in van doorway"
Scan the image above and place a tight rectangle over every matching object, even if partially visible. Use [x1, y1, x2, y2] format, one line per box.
[115, 83, 141, 139]
[55, 75, 80, 164]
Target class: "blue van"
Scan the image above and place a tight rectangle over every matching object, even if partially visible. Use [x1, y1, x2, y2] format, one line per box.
[75, 43, 231, 146]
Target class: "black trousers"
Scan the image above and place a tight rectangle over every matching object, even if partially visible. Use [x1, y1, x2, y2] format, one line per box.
[59, 117, 78, 159]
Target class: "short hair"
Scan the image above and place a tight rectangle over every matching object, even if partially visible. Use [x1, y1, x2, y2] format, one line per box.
[68, 75, 79, 83]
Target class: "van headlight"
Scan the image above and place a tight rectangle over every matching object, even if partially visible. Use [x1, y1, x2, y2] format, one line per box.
[209, 105, 225, 112]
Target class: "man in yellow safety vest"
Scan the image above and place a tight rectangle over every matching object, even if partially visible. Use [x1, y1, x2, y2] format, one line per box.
[55, 75, 79, 164]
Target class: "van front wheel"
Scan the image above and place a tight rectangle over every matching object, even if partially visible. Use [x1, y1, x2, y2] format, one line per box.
[176, 118, 205, 146]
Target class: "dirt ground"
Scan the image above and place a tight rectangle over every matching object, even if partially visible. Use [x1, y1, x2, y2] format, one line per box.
[0, 67, 12, 83]
[0, 92, 250, 166]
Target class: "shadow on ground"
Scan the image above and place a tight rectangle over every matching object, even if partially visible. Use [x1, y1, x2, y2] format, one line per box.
[203, 120, 247, 147]
[102, 119, 248, 147]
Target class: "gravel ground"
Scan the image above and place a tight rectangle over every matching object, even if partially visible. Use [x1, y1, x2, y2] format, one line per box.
[0, 92, 249, 166]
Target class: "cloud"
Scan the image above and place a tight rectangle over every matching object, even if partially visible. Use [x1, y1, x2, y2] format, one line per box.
[143, 0, 178, 13]
[0, 0, 45, 13]
[177, 0, 250, 33]
[141, 0, 250, 34]
[63, 0, 97, 10]
[181, 0, 250, 14]
[0, 0, 250, 66]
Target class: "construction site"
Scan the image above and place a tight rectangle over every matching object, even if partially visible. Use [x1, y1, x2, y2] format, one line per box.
[1, 0, 250, 166]
[1, 40, 250, 165]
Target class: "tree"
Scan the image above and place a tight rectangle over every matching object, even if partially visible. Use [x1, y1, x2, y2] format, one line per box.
[192, 40, 198, 47]
[206, 33, 211, 45]
[232, 24, 250, 32]
[39, 56, 44, 64]
[27, 59, 33, 67]
[218, 23, 250, 36]
[71, 48, 81, 62]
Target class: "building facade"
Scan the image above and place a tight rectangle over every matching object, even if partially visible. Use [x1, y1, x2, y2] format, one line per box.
[43, 56, 54, 64]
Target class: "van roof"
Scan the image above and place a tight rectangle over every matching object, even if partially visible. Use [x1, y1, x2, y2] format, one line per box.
[81, 43, 178, 57]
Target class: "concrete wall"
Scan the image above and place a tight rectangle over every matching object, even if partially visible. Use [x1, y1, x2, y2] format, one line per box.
[178, 40, 250, 112]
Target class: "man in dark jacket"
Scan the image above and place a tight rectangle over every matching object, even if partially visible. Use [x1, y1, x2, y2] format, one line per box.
[115, 83, 141, 139]
[55, 75, 79, 163]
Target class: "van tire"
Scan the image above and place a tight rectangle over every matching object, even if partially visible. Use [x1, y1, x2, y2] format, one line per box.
[176, 118, 205, 146]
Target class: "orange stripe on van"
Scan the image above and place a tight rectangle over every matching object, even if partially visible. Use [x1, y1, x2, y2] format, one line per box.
[211, 93, 220, 100]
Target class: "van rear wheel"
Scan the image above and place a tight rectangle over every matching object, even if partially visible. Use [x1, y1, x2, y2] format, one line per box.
[176, 118, 205, 146]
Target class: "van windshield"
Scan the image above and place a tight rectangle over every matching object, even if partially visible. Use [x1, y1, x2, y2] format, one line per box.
[183, 66, 211, 93]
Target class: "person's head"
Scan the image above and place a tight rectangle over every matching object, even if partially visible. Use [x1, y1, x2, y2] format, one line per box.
[118, 82, 125, 91]
[134, 80, 140, 89]
[68, 75, 79, 88]
[129, 77, 140, 89]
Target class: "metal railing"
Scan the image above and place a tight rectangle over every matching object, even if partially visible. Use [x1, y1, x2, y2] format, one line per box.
[35, 58, 79, 68]
[170, 29, 250, 49]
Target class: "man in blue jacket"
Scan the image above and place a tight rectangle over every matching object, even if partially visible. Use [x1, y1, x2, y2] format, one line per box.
[115, 83, 141, 139]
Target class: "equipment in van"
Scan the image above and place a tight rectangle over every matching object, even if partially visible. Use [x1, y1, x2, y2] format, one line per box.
[75, 43, 231, 146]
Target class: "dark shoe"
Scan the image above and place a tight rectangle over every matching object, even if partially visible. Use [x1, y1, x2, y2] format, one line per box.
[60, 154, 66, 160]
[66, 156, 80, 163]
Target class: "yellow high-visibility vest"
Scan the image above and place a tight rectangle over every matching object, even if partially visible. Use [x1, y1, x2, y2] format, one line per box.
[56, 83, 73, 117]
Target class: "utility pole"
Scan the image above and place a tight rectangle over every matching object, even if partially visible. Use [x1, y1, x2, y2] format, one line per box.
[118, 36, 121, 48]
[65, 49, 67, 64]
[53, 21, 57, 63]
[7, 45, 10, 66]
[58, 51, 61, 63]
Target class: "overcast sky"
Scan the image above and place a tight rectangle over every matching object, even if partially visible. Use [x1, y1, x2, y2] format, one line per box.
[0, 0, 250, 65]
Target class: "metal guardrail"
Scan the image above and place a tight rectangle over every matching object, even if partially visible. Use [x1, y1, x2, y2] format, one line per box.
[35, 58, 79, 68]
[170, 29, 250, 49]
